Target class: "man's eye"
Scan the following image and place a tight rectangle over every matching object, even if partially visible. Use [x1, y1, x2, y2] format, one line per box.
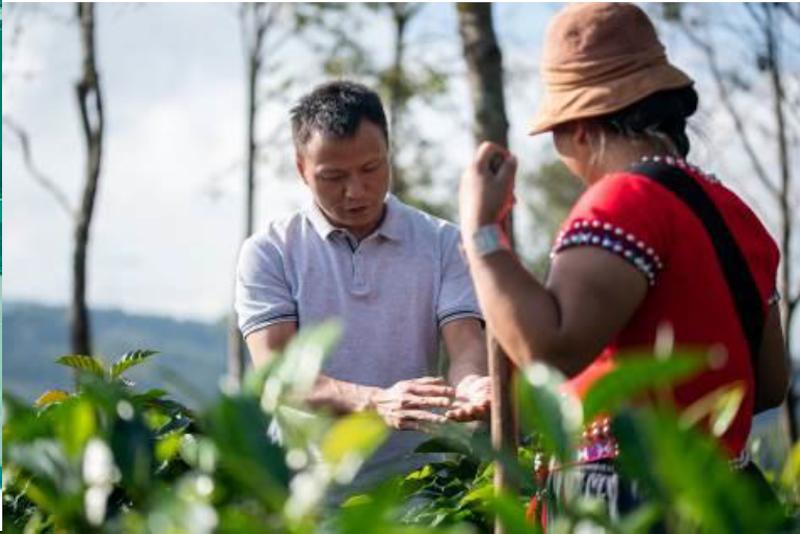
[363, 162, 381, 173]
[321, 174, 345, 181]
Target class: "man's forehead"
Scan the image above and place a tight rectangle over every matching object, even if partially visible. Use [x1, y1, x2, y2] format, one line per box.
[301, 125, 387, 161]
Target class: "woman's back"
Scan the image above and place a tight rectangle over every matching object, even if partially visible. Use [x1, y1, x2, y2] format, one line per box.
[556, 157, 780, 455]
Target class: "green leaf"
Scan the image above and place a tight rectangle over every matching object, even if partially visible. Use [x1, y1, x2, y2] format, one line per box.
[458, 482, 493, 507]
[321, 411, 388, 466]
[204, 394, 289, 510]
[109, 416, 155, 500]
[110, 349, 159, 380]
[34, 389, 70, 407]
[54, 397, 96, 458]
[680, 381, 745, 437]
[618, 503, 663, 534]
[582, 351, 705, 422]
[273, 404, 329, 450]
[487, 491, 539, 534]
[780, 441, 800, 490]
[613, 407, 785, 533]
[261, 321, 342, 412]
[7, 439, 84, 508]
[134, 388, 168, 401]
[55, 354, 106, 377]
[515, 363, 581, 463]
[155, 432, 183, 463]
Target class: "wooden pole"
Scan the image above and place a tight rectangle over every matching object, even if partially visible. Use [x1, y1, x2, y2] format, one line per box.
[487, 162, 518, 534]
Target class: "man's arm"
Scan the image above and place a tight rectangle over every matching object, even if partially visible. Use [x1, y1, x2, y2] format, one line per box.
[245, 324, 454, 430]
[442, 318, 486, 385]
[441, 318, 491, 422]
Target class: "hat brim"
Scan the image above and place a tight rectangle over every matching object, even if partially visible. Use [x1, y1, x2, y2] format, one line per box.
[528, 63, 694, 135]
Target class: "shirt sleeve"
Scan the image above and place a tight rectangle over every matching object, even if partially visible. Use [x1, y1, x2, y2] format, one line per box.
[550, 172, 673, 287]
[437, 226, 483, 327]
[235, 234, 297, 338]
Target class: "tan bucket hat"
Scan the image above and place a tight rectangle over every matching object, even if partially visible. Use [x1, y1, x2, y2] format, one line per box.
[529, 2, 694, 135]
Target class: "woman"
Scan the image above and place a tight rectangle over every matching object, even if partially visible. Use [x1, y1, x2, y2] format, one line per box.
[458, 2, 789, 524]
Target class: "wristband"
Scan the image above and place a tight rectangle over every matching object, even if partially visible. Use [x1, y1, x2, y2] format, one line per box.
[470, 224, 511, 257]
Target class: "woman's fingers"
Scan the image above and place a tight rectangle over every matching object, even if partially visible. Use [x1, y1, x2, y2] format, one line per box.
[475, 141, 509, 174]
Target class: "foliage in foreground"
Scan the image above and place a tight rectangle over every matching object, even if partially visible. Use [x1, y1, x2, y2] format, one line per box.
[3, 323, 799, 533]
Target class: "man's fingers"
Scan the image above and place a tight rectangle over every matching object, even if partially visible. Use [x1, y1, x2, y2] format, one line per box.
[498, 154, 518, 182]
[400, 394, 451, 409]
[410, 376, 448, 385]
[408, 384, 455, 398]
[399, 409, 448, 425]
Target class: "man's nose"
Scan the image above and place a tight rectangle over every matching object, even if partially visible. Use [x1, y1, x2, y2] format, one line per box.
[345, 177, 367, 199]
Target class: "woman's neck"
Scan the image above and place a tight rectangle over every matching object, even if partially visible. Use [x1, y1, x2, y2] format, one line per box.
[587, 139, 676, 185]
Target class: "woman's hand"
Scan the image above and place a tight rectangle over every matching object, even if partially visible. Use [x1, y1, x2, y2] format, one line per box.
[445, 374, 491, 422]
[458, 142, 518, 237]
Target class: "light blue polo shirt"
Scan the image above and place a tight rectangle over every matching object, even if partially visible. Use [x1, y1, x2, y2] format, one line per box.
[235, 194, 482, 495]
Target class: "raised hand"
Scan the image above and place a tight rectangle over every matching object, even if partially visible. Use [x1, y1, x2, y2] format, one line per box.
[458, 141, 518, 237]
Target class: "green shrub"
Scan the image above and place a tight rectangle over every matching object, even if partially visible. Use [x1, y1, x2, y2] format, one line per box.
[3, 325, 798, 533]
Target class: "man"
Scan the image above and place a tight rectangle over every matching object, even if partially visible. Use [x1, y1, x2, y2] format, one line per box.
[235, 81, 489, 495]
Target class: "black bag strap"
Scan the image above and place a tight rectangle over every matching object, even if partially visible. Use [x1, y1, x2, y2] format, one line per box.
[630, 161, 764, 380]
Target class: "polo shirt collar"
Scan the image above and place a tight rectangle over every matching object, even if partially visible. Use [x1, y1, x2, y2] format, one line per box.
[306, 194, 406, 242]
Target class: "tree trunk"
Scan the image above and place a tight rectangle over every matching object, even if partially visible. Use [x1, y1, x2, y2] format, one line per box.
[388, 3, 410, 198]
[457, 5, 516, 532]
[72, 2, 104, 357]
[764, 5, 798, 441]
[457, 4, 509, 148]
[228, 3, 268, 384]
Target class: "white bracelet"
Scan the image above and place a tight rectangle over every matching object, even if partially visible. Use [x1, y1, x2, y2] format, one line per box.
[470, 224, 511, 257]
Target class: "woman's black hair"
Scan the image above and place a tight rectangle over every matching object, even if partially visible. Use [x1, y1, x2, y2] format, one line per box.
[598, 86, 698, 157]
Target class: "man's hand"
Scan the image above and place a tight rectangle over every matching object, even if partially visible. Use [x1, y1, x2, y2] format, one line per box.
[446, 374, 491, 422]
[369, 377, 455, 430]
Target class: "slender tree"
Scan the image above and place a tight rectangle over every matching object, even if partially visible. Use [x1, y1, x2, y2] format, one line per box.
[456, 5, 516, 531]
[3, 3, 104, 358]
[382, 3, 421, 199]
[226, 3, 304, 384]
[72, 2, 104, 356]
[227, 3, 284, 384]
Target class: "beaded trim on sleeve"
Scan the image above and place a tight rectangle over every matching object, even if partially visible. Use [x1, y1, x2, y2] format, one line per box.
[550, 219, 664, 286]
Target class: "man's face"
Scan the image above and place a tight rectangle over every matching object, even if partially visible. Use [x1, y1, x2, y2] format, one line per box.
[296, 120, 391, 239]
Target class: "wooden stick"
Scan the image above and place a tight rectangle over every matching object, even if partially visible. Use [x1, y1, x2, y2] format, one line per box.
[489, 333, 518, 504]
[488, 156, 518, 534]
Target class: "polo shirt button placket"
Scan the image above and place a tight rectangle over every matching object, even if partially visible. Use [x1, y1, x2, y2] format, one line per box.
[352, 246, 366, 289]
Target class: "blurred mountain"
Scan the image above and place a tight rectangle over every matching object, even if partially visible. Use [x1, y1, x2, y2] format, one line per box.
[3, 301, 228, 408]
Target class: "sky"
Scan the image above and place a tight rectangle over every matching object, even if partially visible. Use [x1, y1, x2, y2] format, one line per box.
[2, 2, 798, 351]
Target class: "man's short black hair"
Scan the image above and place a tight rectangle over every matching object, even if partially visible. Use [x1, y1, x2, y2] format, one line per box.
[290, 80, 389, 151]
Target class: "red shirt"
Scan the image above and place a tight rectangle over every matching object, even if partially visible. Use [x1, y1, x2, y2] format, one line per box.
[551, 158, 780, 456]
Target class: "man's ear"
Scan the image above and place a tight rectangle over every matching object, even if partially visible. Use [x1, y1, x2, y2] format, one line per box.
[295, 152, 308, 185]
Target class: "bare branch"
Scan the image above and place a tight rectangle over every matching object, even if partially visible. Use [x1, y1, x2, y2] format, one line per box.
[3, 116, 75, 218]
[676, 17, 780, 201]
